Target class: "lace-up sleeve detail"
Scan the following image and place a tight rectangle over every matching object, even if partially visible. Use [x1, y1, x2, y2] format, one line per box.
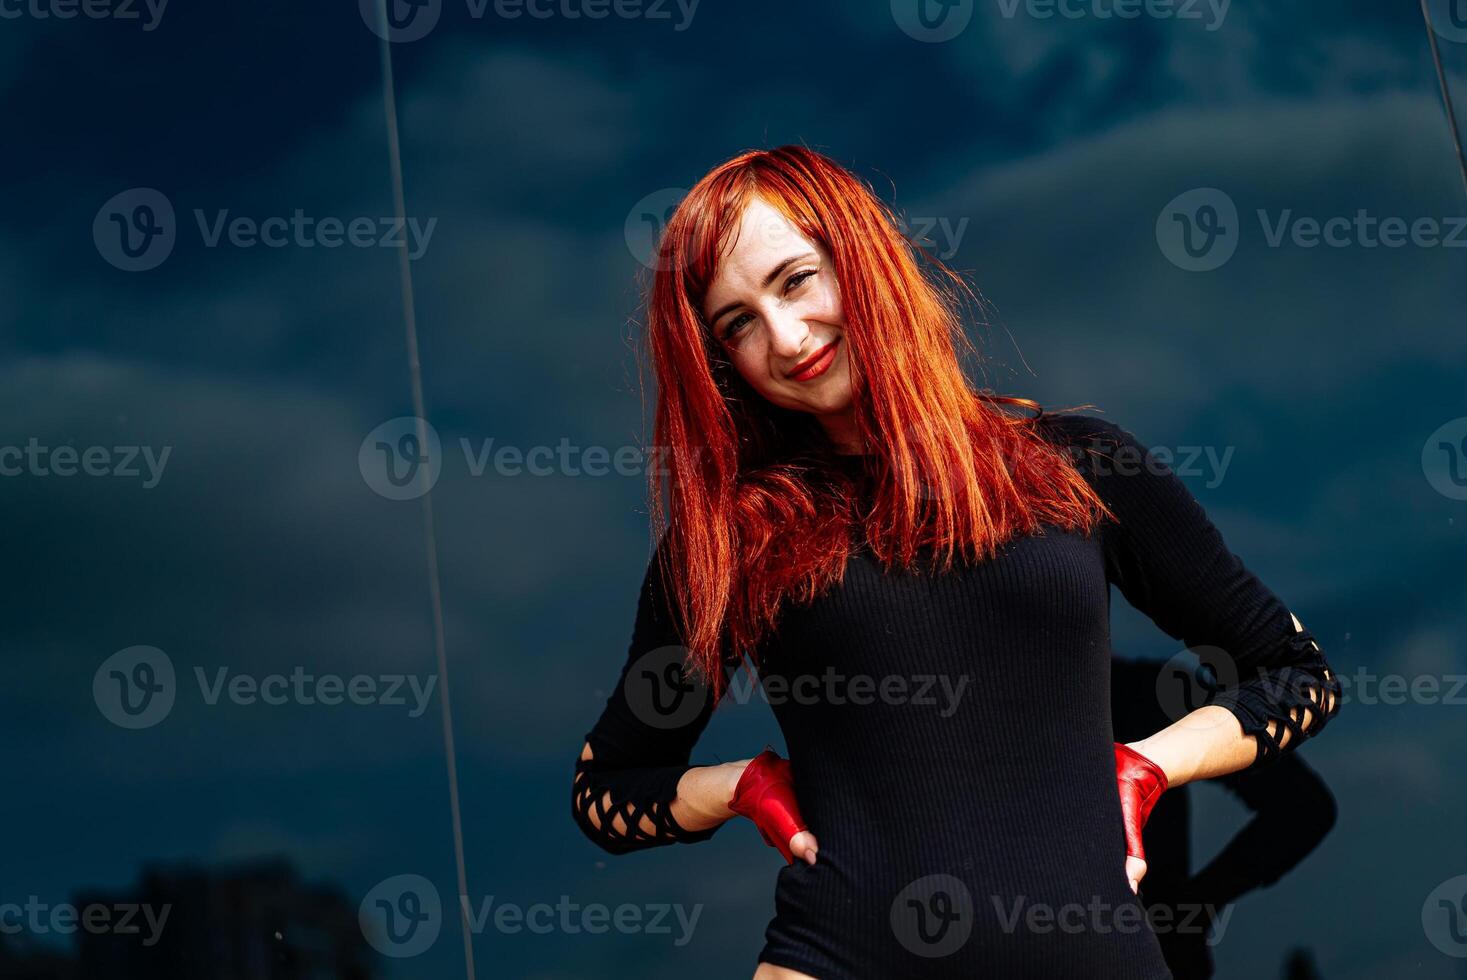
[571, 540, 727, 854]
[1054, 415, 1343, 771]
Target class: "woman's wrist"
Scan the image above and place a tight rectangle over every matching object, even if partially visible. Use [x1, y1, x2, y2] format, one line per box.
[1128, 704, 1254, 789]
[671, 760, 749, 832]
[1123, 738, 1179, 787]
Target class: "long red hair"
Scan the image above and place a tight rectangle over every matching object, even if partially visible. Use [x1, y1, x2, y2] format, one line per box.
[638, 145, 1107, 702]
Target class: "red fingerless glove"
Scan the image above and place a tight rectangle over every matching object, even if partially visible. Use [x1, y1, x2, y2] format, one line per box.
[1114, 742, 1168, 864]
[727, 747, 808, 865]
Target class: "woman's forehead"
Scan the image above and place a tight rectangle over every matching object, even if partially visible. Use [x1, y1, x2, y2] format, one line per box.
[711, 206, 816, 282]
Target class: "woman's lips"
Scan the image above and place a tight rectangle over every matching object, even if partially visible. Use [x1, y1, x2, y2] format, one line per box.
[788, 338, 840, 382]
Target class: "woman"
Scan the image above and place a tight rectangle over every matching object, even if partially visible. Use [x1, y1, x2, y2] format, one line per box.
[571, 145, 1340, 979]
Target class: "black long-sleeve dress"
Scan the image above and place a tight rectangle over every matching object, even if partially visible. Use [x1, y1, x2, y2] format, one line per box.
[571, 413, 1342, 979]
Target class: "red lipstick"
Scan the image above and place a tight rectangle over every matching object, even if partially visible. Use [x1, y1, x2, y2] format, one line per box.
[787, 338, 840, 382]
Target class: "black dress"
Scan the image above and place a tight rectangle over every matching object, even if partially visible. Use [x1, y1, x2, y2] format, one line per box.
[571, 413, 1341, 979]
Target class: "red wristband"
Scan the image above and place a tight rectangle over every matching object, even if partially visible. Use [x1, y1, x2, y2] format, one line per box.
[1114, 742, 1169, 862]
[727, 747, 808, 865]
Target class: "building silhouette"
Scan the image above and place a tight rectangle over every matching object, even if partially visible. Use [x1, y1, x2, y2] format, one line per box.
[71, 859, 376, 980]
[0, 935, 77, 980]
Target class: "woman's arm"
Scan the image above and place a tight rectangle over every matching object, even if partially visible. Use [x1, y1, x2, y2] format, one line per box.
[571, 537, 738, 853]
[571, 537, 820, 863]
[1063, 415, 1343, 777]
[1126, 612, 1336, 787]
[574, 741, 746, 843]
[1073, 413, 1343, 762]
[1049, 414, 1342, 892]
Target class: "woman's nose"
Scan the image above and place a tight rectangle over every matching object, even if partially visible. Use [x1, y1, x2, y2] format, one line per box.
[765, 309, 810, 359]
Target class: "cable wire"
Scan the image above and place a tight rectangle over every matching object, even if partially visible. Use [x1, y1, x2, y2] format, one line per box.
[373, 4, 479, 978]
[1421, 0, 1467, 200]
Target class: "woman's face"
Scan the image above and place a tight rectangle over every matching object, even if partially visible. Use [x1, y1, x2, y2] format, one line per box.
[701, 198, 855, 438]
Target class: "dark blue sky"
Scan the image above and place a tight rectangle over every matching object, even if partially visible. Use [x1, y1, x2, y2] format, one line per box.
[3, 1, 1466, 977]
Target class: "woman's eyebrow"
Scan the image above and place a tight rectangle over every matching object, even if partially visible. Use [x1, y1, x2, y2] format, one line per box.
[705, 252, 817, 327]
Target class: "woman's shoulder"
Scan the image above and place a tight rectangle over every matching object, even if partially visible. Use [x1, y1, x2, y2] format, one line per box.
[1031, 409, 1134, 457]
[1029, 410, 1167, 496]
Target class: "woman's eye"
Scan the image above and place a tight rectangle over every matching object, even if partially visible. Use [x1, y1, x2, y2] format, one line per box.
[723, 314, 752, 340]
[786, 269, 816, 291]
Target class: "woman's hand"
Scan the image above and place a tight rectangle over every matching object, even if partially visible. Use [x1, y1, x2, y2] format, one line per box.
[1114, 742, 1169, 894]
[727, 748, 819, 865]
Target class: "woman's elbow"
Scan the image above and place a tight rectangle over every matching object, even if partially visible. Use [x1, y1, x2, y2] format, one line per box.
[1266, 616, 1343, 754]
[571, 741, 635, 855]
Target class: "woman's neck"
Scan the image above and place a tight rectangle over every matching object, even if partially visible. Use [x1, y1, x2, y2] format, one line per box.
[818, 406, 865, 455]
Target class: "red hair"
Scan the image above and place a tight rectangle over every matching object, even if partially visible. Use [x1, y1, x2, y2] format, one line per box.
[638, 145, 1108, 702]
